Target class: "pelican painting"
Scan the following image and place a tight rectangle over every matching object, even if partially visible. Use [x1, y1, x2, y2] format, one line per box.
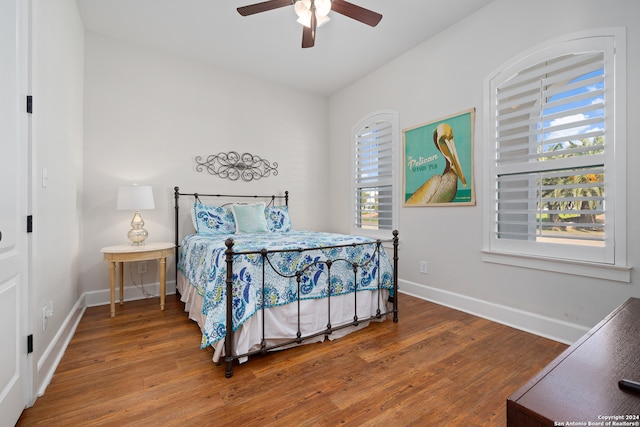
[406, 123, 468, 204]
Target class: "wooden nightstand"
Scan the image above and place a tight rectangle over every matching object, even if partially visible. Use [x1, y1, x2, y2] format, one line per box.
[100, 242, 174, 317]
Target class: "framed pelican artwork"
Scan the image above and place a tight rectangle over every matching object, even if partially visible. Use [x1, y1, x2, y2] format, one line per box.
[403, 108, 475, 206]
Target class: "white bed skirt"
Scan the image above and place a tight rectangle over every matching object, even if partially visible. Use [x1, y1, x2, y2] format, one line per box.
[177, 272, 391, 363]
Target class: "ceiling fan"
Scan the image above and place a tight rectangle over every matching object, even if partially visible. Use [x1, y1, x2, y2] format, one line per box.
[237, 0, 383, 48]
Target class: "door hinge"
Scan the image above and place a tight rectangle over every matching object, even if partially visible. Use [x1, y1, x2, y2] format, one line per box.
[27, 215, 33, 233]
[27, 334, 33, 354]
[26, 95, 33, 114]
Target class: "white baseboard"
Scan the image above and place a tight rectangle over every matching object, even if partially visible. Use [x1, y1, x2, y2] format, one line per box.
[84, 280, 177, 308]
[399, 279, 589, 345]
[36, 295, 86, 397]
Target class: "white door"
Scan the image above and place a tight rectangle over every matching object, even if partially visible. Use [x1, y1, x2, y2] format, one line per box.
[0, 0, 31, 424]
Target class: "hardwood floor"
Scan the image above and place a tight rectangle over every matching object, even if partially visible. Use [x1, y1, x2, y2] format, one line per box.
[17, 293, 567, 426]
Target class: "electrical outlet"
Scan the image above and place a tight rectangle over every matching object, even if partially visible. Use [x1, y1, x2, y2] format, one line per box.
[419, 261, 428, 274]
[137, 261, 147, 274]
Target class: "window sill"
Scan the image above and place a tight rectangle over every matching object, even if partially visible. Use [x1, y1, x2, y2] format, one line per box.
[481, 250, 631, 283]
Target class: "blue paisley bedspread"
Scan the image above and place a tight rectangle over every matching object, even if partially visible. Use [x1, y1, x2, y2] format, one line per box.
[177, 230, 395, 348]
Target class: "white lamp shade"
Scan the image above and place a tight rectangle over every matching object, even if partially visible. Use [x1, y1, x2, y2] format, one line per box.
[117, 185, 155, 210]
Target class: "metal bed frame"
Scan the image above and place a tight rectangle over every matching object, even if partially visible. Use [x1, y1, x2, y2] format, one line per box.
[173, 187, 399, 377]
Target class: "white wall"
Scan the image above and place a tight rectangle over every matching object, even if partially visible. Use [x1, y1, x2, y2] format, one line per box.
[329, 0, 640, 343]
[80, 33, 330, 301]
[31, 0, 85, 394]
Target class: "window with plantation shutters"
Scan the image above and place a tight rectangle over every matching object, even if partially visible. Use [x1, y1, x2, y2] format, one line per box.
[353, 111, 398, 236]
[484, 29, 628, 280]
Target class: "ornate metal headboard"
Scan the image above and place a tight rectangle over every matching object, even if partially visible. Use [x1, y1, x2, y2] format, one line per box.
[172, 187, 289, 283]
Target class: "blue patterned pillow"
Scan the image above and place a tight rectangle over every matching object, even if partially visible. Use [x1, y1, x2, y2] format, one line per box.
[265, 205, 292, 232]
[193, 202, 236, 235]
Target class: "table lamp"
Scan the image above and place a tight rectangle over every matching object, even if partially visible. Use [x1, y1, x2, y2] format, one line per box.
[116, 184, 155, 245]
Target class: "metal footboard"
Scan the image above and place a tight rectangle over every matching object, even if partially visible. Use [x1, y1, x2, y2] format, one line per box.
[222, 231, 399, 378]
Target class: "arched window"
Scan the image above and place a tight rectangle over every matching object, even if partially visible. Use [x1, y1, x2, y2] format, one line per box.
[483, 29, 628, 281]
[352, 110, 399, 237]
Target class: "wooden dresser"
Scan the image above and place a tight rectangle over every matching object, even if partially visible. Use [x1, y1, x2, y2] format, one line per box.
[507, 297, 640, 426]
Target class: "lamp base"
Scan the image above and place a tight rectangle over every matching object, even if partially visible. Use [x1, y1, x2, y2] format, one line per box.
[127, 228, 148, 246]
[127, 211, 149, 246]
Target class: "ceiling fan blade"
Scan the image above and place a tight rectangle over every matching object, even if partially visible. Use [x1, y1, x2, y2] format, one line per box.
[237, 0, 293, 16]
[301, 12, 317, 48]
[330, 0, 382, 27]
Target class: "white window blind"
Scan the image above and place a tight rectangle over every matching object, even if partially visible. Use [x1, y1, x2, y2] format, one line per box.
[354, 114, 395, 232]
[487, 32, 623, 266]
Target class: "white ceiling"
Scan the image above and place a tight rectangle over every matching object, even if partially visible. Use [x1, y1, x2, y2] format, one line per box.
[76, 0, 494, 96]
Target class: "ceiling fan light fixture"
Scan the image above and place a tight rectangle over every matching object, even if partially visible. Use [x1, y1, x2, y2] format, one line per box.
[315, 0, 331, 17]
[295, 0, 331, 28]
[294, 0, 307, 15]
[296, 13, 330, 28]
